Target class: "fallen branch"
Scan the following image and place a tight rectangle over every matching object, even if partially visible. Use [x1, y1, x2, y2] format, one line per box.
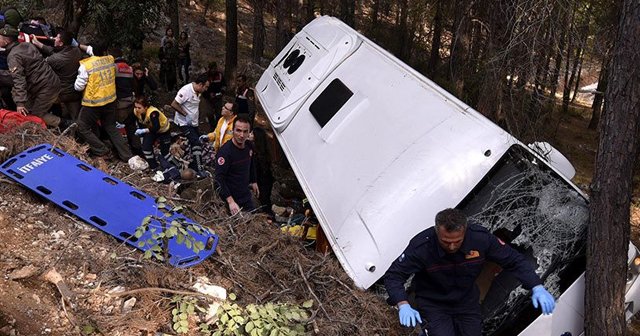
[296, 260, 329, 318]
[51, 123, 77, 150]
[252, 261, 286, 290]
[105, 287, 223, 301]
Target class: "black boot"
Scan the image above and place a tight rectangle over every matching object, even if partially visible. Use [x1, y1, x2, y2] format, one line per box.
[59, 118, 76, 132]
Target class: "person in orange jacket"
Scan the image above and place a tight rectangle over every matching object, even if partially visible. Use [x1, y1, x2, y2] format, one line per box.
[199, 100, 237, 152]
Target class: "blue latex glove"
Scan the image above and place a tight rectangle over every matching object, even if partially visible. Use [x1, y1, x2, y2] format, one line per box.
[134, 128, 149, 136]
[532, 285, 555, 315]
[398, 303, 422, 327]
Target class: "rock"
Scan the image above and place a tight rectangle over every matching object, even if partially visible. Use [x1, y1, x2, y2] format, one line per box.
[0, 326, 14, 336]
[8, 265, 39, 280]
[108, 286, 126, 294]
[122, 297, 137, 313]
[85, 273, 97, 281]
[102, 305, 114, 315]
[128, 156, 149, 171]
[51, 230, 66, 240]
[192, 276, 227, 323]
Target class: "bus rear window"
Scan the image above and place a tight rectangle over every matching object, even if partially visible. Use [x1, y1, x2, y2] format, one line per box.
[309, 79, 353, 127]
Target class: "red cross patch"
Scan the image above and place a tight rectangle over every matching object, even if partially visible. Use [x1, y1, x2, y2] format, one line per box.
[217, 157, 225, 165]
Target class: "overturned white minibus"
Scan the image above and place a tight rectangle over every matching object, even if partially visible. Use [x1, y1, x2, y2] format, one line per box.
[255, 16, 640, 335]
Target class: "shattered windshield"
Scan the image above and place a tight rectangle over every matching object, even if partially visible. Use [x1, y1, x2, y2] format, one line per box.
[457, 145, 589, 335]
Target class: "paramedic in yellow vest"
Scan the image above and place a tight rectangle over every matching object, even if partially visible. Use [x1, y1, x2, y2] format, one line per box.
[199, 100, 237, 152]
[74, 43, 132, 161]
[132, 95, 179, 170]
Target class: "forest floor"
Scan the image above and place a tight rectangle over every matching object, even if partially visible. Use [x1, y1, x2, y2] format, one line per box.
[1, 1, 640, 336]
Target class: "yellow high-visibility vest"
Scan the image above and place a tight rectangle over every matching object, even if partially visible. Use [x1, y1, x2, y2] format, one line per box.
[139, 106, 170, 133]
[80, 55, 117, 107]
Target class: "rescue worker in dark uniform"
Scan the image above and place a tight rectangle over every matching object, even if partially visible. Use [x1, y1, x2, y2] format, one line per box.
[214, 115, 259, 215]
[74, 43, 132, 161]
[30, 30, 82, 120]
[384, 208, 555, 336]
[0, 26, 66, 128]
[111, 47, 142, 156]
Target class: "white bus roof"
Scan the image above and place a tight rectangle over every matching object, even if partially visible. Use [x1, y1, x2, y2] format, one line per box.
[257, 16, 525, 289]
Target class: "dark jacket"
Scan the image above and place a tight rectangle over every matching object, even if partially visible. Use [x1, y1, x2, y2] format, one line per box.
[6, 42, 60, 107]
[133, 75, 158, 97]
[114, 58, 134, 99]
[384, 223, 542, 307]
[42, 45, 82, 100]
[214, 140, 257, 208]
[205, 70, 226, 99]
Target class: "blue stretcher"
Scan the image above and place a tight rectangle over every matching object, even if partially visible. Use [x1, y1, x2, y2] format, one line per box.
[0, 144, 218, 267]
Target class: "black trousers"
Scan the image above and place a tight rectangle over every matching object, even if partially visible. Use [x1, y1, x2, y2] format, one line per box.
[77, 101, 132, 161]
[116, 97, 143, 156]
[141, 131, 172, 169]
[417, 300, 482, 336]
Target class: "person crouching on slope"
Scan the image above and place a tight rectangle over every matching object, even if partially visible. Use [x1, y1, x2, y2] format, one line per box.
[132, 95, 179, 171]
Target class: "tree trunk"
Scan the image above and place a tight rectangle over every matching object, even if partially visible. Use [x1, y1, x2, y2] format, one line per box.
[450, 0, 471, 97]
[571, 8, 591, 103]
[588, 57, 609, 130]
[62, 0, 89, 35]
[561, 5, 576, 115]
[395, 0, 409, 59]
[225, 0, 238, 80]
[167, 0, 180, 37]
[275, 0, 293, 52]
[475, 0, 511, 125]
[548, 4, 570, 109]
[570, 50, 584, 103]
[301, 0, 316, 25]
[339, 0, 356, 28]
[203, 0, 214, 21]
[251, 0, 266, 64]
[585, 1, 640, 335]
[427, 0, 443, 77]
[561, 40, 576, 115]
[369, 0, 380, 38]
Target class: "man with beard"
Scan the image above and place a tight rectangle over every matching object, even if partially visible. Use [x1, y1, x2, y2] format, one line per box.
[214, 115, 258, 215]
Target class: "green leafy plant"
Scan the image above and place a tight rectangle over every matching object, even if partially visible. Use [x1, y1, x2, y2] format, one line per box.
[134, 197, 212, 264]
[172, 295, 208, 334]
[211, 295, 313, 336]
[166, 292, 314, 335]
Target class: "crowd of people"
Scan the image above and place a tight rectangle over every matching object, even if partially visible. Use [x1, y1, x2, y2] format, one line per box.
[0, 9, 562, 336]
[0, 8, 270, 216]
